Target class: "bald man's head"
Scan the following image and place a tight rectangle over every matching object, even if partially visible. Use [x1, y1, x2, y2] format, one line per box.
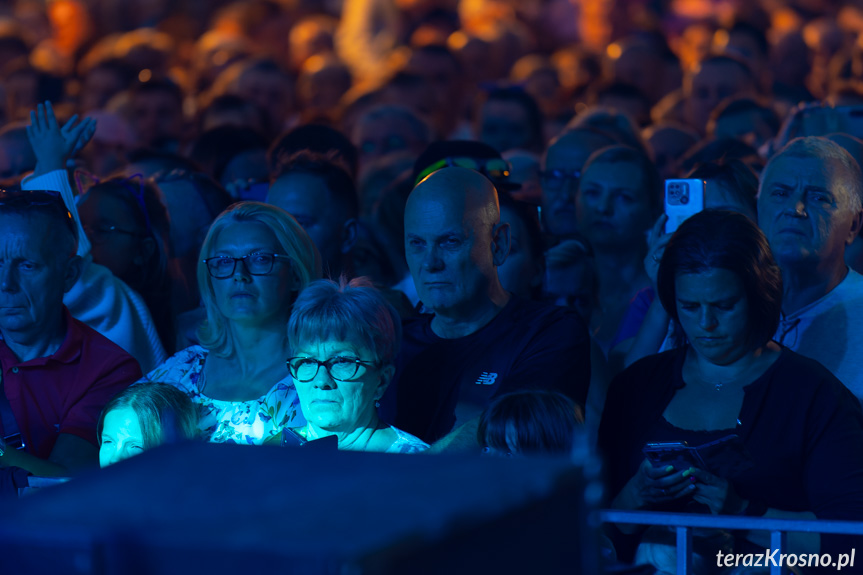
[410, 166, 501, 228]
[405, 167, 511, 319]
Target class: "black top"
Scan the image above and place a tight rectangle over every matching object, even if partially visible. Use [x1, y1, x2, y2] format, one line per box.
[598, 346, 863, 561]
[380, 296, 591, 443]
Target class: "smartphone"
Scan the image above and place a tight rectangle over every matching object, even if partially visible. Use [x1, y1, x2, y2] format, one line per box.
[664, 179, 705, 234]
[280, 428, 338, 450]
[643, 435, 751, 476]
[642, 441, 701, 471]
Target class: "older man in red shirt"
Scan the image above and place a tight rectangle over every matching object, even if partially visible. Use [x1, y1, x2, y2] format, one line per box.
[0, 189, 140, 495]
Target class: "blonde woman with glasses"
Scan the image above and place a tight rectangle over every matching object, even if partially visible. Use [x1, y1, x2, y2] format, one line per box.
[140, 202, 321, 444]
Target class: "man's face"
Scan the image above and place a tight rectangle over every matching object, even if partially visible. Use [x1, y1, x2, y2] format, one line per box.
[685, 61, 753, 133]
[354, 115, 425, 170]
[0, 213, 73, 339]
[758, 155, 861, 267]
[541, 136, 606, 237]
[405, 193, 497, 317]
[713, 110, 775, 149]
[479, 99, 533, 154]
[267, 172, 345, 274]
[237, 70, 293, 128]
[131, 90, 183, 147]
[612, 47, 662, 103]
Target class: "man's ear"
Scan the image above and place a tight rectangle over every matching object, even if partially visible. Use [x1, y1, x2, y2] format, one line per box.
[847, 211, 863, 246]
[491, 221, 511, 267]
[63, 255, 84, 293]
[341, 218, 358, 254]
[375, 365, 396, 400]
[133, 237, 157, 266]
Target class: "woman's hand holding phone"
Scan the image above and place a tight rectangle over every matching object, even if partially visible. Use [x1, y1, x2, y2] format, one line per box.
[688, 467, 747, 515]
[621, 458, 697, 508]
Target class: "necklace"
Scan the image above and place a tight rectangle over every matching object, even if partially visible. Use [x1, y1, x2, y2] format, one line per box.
[691, 357, 757, 392]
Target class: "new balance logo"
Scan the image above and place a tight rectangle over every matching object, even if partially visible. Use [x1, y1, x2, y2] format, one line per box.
[475, 372, 498, 385]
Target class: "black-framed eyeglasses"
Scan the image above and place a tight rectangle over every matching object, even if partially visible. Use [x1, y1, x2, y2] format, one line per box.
[203, 252, 291, 279]
[0, 189, 77, 238]
[540, 169, 581, 192]
[287, 356, 380, 382]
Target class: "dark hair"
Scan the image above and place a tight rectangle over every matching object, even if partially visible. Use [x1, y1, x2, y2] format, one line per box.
[189, 125, 269, 183]
[197, 94, 268, 136]
[0, 188, 78, 256]
[412, 43, 462, 74]
[477, 390, 583, 456]
[272, 151, 359, 218]
[130, 77, 184, 107]
[728, 21, 769, 59]
[580, 145, 663, 216]
[693, 54, 755, 83]
[126, 148, 203, 175]
[2, 62, 64, 105]
[268, 124, 359, 178]
[149, 169, 234, 222]
[710, 97, 780, 134]
[82, 58, 137, 86]
[478, 85, 545, 152]
[656, 210, 782, 348]
[685, 159, 758, 216]
[678, 137, 762, 174]
[589, 81, 651, 108]
[84, 177, 173, 346]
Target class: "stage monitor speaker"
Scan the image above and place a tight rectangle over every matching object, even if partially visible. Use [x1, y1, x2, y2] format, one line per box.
[0, 441, 601, 574]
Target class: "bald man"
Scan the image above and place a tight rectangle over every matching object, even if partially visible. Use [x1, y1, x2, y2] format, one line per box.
[380, 167, 591, 449]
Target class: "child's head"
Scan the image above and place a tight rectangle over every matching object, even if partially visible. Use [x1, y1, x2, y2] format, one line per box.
[98, 383, 198, 467]
[478, 390, 583, 457]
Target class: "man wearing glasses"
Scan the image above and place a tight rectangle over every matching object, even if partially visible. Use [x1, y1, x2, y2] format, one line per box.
[0, 189, 141, 495]
[758, 137, 863, 403]
[539, 128, 616, 239]
[381, 167, 591, 450]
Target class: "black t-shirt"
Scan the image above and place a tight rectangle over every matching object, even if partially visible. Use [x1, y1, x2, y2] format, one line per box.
[380, 296, 591, 443]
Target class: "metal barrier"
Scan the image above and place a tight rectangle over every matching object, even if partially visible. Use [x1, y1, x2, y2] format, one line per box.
[598, 509, 863, 574]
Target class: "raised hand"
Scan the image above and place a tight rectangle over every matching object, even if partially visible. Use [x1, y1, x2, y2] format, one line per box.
[26, 101, 96, 175]
[644, 214, 671, 291]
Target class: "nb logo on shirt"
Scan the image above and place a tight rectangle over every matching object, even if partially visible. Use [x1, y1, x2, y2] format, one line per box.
[475, 372, 498, 385]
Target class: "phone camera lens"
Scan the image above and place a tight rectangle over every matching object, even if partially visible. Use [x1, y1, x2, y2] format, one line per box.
[680, 196, 689, 205]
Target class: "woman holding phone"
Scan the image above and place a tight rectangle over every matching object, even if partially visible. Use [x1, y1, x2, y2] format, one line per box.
[598, 210, 863, 571]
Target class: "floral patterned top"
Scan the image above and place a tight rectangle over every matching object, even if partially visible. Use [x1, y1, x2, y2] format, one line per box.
[139, 346, 304, 444]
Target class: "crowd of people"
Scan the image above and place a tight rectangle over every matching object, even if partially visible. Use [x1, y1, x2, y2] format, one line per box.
[3, 0, 863, 571]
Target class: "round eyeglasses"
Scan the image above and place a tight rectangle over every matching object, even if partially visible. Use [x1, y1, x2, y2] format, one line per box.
[287, 356, 379, 382]
[203, 253, 291, 279]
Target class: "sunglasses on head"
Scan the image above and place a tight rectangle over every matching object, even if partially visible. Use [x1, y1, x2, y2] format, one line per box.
[0, 189, 77, 237]
[415, 156, 512, 186]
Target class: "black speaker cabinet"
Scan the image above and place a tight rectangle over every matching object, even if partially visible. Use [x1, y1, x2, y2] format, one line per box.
[0, 441, 601, 574]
